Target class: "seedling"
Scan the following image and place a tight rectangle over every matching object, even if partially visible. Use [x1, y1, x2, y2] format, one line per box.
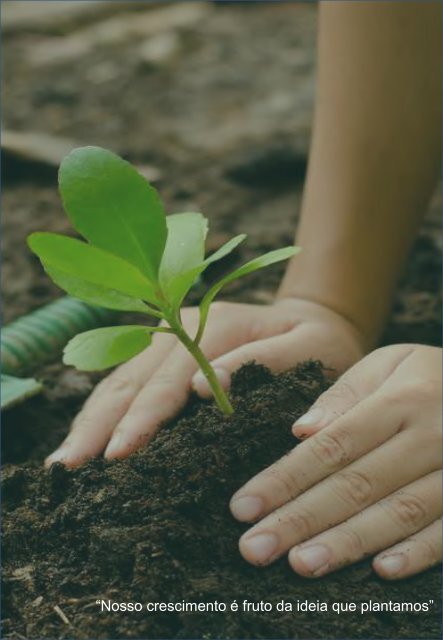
[28, 147, 299, 414]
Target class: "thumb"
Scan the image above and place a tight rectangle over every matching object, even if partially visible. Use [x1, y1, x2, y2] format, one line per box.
[192, 332, 318, 399]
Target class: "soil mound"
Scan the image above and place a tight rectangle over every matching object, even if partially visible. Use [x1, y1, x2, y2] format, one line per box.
[2, 362, 441, 639]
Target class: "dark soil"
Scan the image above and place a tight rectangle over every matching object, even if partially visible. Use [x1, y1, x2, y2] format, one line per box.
[2, 3, 442, 640]
[2, 362, 441, 640]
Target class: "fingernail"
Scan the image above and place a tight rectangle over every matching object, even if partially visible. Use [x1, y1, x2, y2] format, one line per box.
[241, 532, 278, 564]
[192, 367, 230, 397]
[45, 445, 69, 467]
[292, 544, 331, 575]
[375, 553, 406, 577]
[293, 408, 324, 429]
[104, 433, 123, 459]
[230, 496, 263, 521]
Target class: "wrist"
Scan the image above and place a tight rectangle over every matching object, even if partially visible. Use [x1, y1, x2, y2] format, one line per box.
[275, 294, 372, 359]
[276, 253, 390, 353]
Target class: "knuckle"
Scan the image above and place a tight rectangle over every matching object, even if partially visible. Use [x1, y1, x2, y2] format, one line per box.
[420, 537, 440, 565]
[283, 508, 317, 540]
[388, 492, 428, 531]
[264, 462, 302, 503]
[326, 379, 359, 406]
[245, 315, 266, 342]
[404, 532, 441, 567]
[332, 469, 374, 508]
[309, 429, 353, 468]
[337, 526, 366, 556]
[96, 374, 135, 398]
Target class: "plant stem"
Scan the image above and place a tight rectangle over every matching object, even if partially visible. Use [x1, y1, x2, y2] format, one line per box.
[166, 314, 234, 415]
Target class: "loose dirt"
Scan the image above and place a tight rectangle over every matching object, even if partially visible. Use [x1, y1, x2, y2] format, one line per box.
[2, 3, 441, 639]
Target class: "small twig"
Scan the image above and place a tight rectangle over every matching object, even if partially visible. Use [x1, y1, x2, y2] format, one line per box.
[53, 605, 71, 626]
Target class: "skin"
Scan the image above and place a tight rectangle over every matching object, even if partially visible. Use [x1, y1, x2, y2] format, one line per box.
[46, 1, 442, 579]
[233, 344, 442, 579]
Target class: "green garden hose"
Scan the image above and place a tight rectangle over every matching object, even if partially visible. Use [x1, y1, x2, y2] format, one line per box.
[2, 296, 114, 376]
[1, 296, 115, 408]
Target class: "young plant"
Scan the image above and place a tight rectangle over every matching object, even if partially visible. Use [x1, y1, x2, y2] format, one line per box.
[28, 146, 299, 415]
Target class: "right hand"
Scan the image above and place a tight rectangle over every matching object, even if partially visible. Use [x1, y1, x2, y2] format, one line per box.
[45, 297, 367, 468]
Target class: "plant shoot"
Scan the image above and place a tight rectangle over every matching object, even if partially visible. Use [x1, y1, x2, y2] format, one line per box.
[28, 147, 299, 414]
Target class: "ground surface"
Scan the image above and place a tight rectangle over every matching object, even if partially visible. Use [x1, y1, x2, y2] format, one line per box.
[2, 2, 442, 639]
[3, 363, 442, 640]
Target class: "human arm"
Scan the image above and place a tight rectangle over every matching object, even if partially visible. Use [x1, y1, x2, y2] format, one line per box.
[45, 1, 441, 469]
[231, 0, 442, 579]
[278, 0, 441, 349]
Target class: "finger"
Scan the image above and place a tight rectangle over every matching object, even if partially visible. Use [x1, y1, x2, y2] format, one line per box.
[230, 386, 403, 523]
[288, 471, 441, 577]
[192, 316, 297, 399]
[104, 342, 195, 459]
[373, 519, 442, 580]
[192, 332, 301, 399]
[237, 431, 441, 565]
[292, 344, 414, 439]
[45, 331, 178, 467]
[103, 315, 256, 460]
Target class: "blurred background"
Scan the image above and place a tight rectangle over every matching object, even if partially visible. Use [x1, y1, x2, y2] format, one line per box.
[2, 0, 316, 322]
[2, 0, 441, 344]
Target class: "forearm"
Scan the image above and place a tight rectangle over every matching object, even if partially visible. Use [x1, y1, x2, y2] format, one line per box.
[278, 1, 441, 350]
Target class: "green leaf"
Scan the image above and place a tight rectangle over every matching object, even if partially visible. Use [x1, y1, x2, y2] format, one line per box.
[203, 234, 247, 267]
[160, 220, 247, 308]
[28, 233, 160, 309]
[45, 268, 159, 315]
[196, 246, 300, 343]
[59, 146, 167, 282]
[160, 213, 208, 283]
[167, 233, 247, 309]
[1, 375, 43, 410]
[63, 325, 154, 371]
[159, 212, 208, 306]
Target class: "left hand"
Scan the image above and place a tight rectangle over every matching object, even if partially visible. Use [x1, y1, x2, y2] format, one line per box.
[230, 344, 442, 580]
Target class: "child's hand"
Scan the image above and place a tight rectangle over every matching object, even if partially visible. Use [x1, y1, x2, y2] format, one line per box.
[45, 298, 365, 467]
[231, 344, 442, 580]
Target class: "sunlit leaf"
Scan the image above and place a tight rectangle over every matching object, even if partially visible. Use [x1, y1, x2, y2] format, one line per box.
[28, 233, 160, 308]
[160, 226, 246, 308]
[159, 212, 208, 306]
[59, 146, 167, 281]
[63, 325, 155, 371]
[45, 268, 159, 315]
